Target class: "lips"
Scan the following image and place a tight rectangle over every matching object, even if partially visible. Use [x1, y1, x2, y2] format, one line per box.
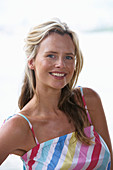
[49, 72, 67, 77]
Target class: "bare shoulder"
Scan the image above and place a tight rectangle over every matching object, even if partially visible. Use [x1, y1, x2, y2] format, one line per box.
[0, 114, 31, 164]
[81, 87, 112, 156]
[81, 87, 106, 123]
[82, 87, 100, 101]
[1, 115, 31, 148]
[74, 87, 100, 106]
[0, 115, 30, 160]
[1, 114, 30, 137]
[75, 87, 104, 128]
[82, 87, 106, 121]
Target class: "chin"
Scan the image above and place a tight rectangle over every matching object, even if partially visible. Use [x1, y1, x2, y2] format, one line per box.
[51, 84, 68, 90]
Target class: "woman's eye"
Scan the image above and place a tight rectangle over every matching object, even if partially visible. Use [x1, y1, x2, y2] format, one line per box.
[47, 55, 55, 58]
[65, 56, 73, 60]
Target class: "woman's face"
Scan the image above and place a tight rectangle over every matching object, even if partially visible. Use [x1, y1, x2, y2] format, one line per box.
[32, 32, 75, 91]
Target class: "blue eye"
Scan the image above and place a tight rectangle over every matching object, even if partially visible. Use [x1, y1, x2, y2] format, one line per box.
[47, 55, 55, 58]
[65, 56, 73, 60]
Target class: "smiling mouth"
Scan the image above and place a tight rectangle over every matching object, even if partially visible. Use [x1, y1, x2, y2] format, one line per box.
[49, 72, 66, 77]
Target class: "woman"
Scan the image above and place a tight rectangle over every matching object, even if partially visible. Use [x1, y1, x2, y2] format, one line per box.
[0, 18, 112, 169]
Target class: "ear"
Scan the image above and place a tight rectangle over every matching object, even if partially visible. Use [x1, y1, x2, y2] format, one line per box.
[28, 59, 35, 70]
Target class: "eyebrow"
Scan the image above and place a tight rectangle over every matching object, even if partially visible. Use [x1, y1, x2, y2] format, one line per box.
[45, 51, 75, 56]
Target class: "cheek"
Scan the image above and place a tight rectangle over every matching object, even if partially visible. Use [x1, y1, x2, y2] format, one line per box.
[34, 60, 52, 76]
[68, 64, 75, 80]
[69, 63, 75, 72]
[38, 58, 52, 67]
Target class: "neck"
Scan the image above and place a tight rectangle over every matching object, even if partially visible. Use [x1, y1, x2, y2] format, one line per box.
[32, 86, 62, 116]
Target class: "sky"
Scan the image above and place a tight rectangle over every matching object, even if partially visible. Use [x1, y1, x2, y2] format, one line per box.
[0, 0, 113, 169]
[0, 0, 113, 33]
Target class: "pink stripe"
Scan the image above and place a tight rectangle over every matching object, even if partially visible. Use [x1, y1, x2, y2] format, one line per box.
[31, 127, 35, 138]
[82, 96, 92, 124]
[73, 143, 89, 169]
[22, 153, 27, 162]
[73, 126, 91, 169]
[28, 144, 40, 170]
[86, 129, 102, 170]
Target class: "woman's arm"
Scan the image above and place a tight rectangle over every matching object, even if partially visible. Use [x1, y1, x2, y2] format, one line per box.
[83, 87, 113, 169]
[0, 115, 29, 165]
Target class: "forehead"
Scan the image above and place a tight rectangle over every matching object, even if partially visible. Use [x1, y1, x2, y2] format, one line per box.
[38, 32, 75, 54]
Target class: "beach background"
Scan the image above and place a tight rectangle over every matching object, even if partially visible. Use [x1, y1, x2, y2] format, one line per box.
[0, 0, 113, 169]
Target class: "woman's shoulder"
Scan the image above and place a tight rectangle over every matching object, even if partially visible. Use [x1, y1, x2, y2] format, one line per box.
[0, 114, 31, 158]
[82, 87, 99, 97]
[76, 86, 99, 98]
[3, 114, 29, 130]
[74, 87, 105, 122]
[74, 87, 100, 105]
[80, 87, 103, 112]
[73, 87, 100, 106]
[77, 87, 108, 138]
[81, 87, 102, 111]
[1, 114, 30, 143]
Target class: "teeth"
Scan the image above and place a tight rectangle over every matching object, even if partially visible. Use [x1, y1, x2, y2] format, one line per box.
[51, 73, 65, 77]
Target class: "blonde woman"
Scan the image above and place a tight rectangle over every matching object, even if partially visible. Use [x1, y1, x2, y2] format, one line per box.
[0, 18, 112, 169]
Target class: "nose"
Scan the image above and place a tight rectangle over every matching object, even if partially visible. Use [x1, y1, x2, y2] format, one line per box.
[55, 57, 66, 68]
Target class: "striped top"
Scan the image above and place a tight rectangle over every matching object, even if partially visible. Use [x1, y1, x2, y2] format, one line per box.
[5, 88, 111, 169]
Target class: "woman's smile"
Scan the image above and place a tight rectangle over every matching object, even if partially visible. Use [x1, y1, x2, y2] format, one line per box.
[49, 71, 67, 79]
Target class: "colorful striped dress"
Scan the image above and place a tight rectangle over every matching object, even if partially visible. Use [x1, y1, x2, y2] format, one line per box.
[5, 88, 111, 169]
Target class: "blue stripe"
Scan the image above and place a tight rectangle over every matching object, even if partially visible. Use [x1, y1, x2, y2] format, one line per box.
[5, 114, 15, 121]
[35, 139, 54, 170]
[47, 134, 67, 170]
[97, 135, 111, 170]
[79, 86, 83, 96]
[4, 113, 31, 127]
[107, 161, 111, 170]
[23, 163, 26, 170]
[17, 113, 31, 125]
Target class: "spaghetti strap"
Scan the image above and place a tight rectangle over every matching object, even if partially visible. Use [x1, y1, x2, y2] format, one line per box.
[17, 113, 32, 127]
[17, 113, 39, 144]
[79, 87, 92, 124]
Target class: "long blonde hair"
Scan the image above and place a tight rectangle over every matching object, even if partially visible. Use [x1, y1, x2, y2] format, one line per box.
[18, 18, 92, 145]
